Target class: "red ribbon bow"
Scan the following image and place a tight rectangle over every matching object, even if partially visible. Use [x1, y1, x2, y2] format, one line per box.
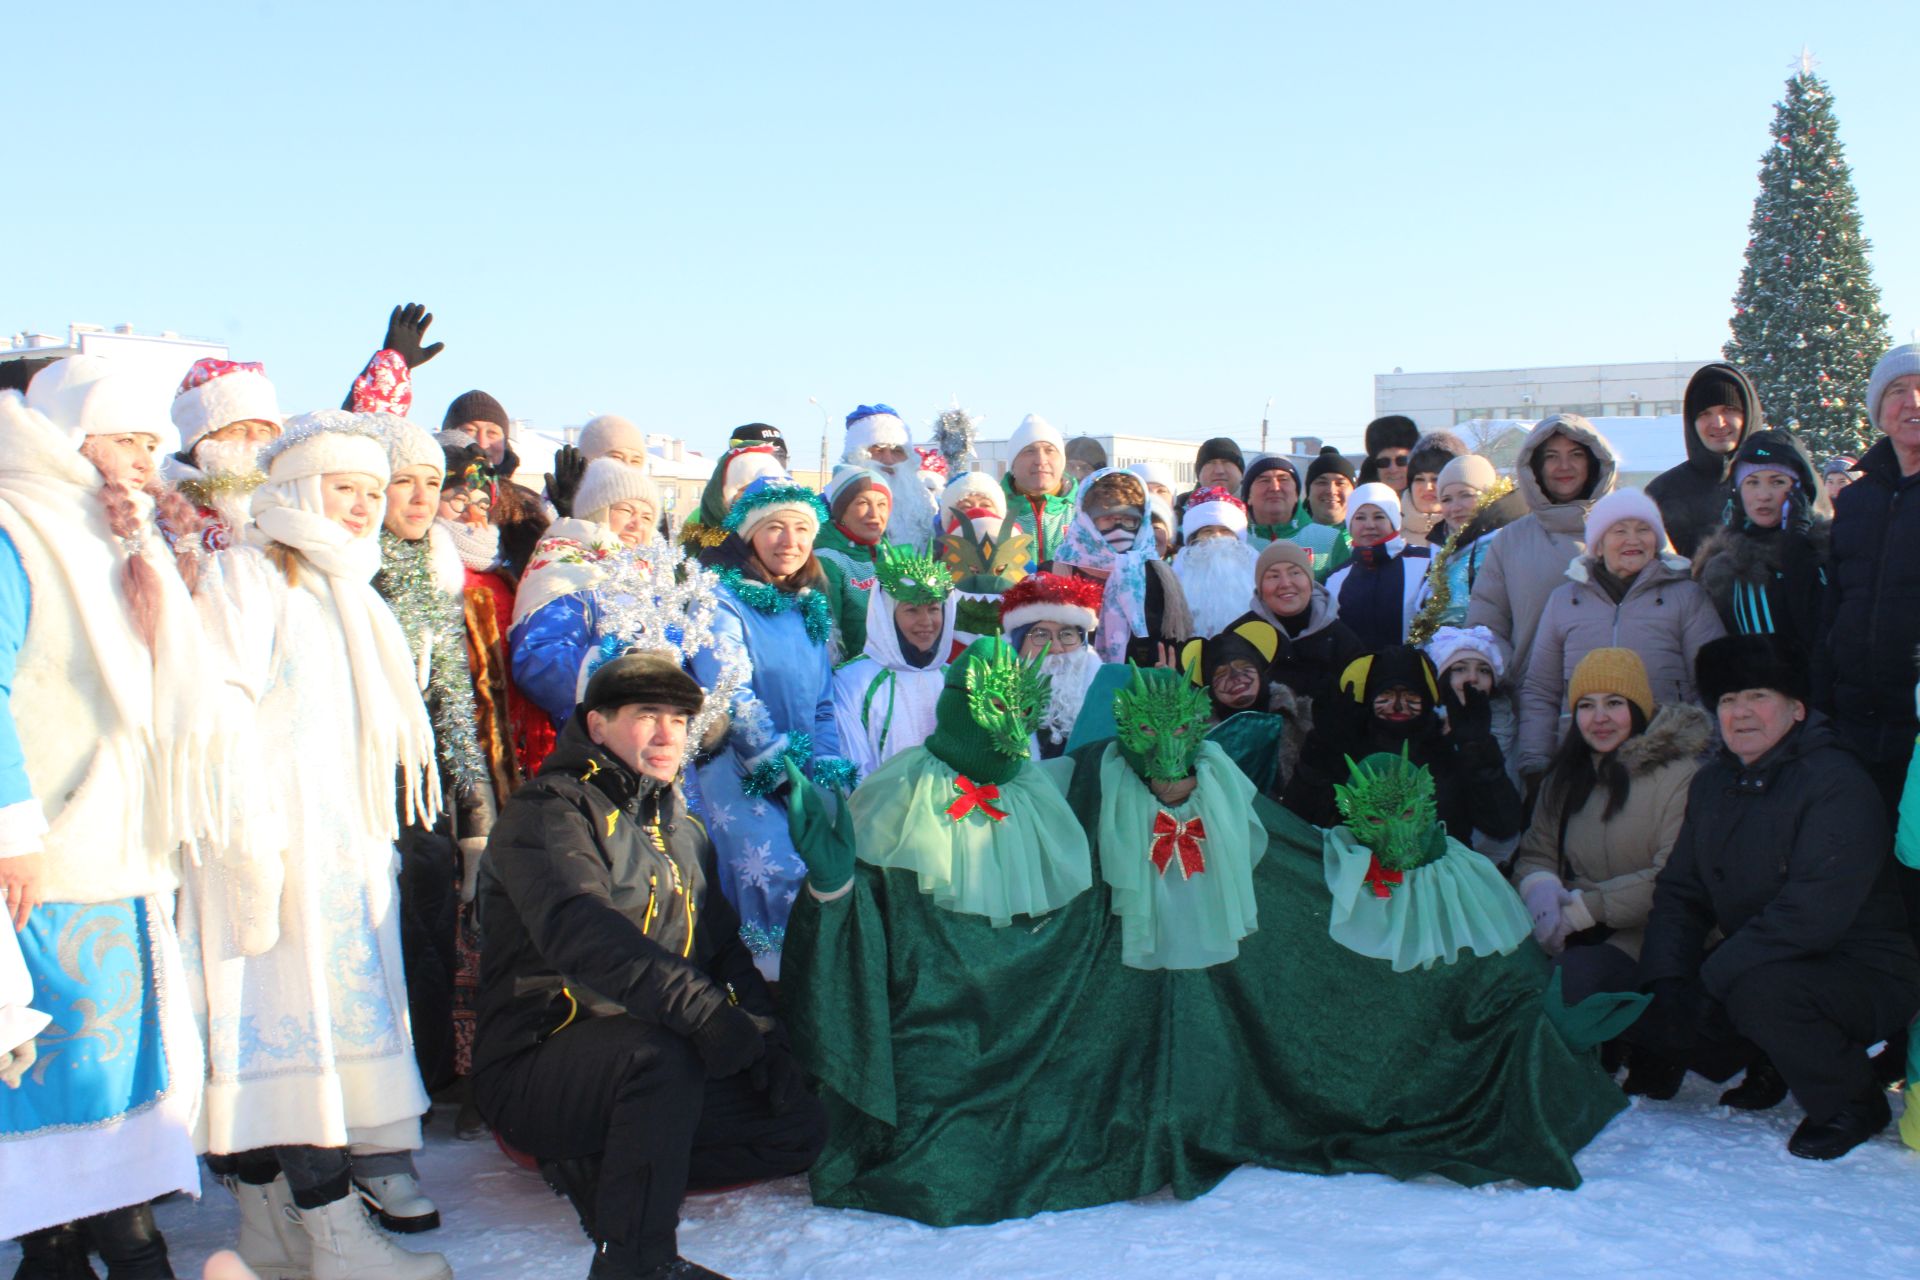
[1364, 854, 1403, 899]
[1149, 811, 1207, 879]
[946, 776, 1008, 822]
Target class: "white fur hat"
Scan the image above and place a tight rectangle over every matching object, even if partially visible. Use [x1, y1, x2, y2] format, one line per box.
[721, 448, 787, 508]
[1583, 487, 1667, 548]
[1425, 624, 1506, 682]
[1345, 481, 1403, 533]
[1180, 486, 1250, 539]
[575, 458, 658, 522]
[1129, 461, 1173, 492]
[940, 470, 1005, 520]
[26, 355, 168, 447]
[579, 413, 650, 464]
[1008, 413, 1065, 459]
[843, 404, 910, 463]
[170, 358, 282, 451]
[378, 414, 445, 477]
[262, 411, 392, 483]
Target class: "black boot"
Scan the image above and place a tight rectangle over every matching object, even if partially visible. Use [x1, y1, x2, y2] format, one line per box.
[83, 1204, 173, 1280]
[1719, 1058, 1789, 1111]
[1787, 1088, 1892, 1161]
[1620, 1045, 1687, 1101]
[587, 1242, 733, 1280]
[11, 1224, 98, 1280]
[1870, 1040, 1906, 1089]
[539, 1156, 603, 1242]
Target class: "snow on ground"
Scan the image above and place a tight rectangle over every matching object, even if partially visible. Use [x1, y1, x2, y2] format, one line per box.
[10, 1079, 1916, 1279]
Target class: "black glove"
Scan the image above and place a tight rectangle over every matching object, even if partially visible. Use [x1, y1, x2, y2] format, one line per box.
[382, 302, 445, 369]
[1636, 977, 1698, 1057]
[751, 1040, 809, 1116]
[1443, 682, 1494, 743]
[690, 1005, 773, 1079]
[549, 445, 588, 518]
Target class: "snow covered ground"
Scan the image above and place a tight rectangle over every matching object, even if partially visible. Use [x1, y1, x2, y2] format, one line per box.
[10, 1077, 1915, 1279]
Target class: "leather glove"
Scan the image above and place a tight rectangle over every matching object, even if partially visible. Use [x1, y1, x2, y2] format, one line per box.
[690, 1005, 774, 1079]
[549, 445, 588, 517]
[1519, 874, 1566, 953]
[751, 1039, 809, 1116]
[381, 303, 445, 369]
[1443, 682, 1495, 743]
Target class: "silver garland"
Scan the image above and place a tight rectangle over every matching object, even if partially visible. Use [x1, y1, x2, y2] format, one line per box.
[592, 539, 750, 767]
[374, 530, 489, 790]
[932, 404, 980, 476]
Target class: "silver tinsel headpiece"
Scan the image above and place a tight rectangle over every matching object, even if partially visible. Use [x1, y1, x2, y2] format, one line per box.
[931, 404, 981, 476]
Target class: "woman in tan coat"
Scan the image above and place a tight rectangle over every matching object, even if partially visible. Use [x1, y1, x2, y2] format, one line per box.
[1513, 648, 1711, 1015]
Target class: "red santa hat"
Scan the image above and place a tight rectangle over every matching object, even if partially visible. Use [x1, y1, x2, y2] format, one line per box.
[914, 445, 949, 479]
[1180, 486, 1250, 540]
[171, 357, 284, 450]
[999, 571, 1103, 635]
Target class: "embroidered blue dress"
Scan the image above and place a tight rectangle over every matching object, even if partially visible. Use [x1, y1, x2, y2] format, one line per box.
[689, 579, 846, 978]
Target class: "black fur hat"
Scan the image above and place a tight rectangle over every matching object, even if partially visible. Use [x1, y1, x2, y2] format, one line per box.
[1694, 634, 1811, 707]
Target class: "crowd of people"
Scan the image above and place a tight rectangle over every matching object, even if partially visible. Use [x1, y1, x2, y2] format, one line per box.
[0, 304, 1917, 1280]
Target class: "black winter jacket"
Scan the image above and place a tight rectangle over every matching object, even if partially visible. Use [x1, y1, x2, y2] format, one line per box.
[472, 715, 771, 1076]
[1645, 363, 1763, 558]
[1821, 435, 1920, 766]
[1638, 717, 1919, 1003]
[1282, 711, 1523, 845]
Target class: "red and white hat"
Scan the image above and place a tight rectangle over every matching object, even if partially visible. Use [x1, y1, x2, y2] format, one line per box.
[999, 571, 1103, 635]
[914, 445, 949, 479]
[1180, 485, 1249, 540]
[171, 358, 283, 450]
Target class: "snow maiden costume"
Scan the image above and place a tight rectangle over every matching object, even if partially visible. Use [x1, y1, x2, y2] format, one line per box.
[830, 543, 959, 773]
[162, 356, 283, 552]
[689, 477, 854, 978]
[189, 410, 451, 1280]
[0, 359, 227, 1271]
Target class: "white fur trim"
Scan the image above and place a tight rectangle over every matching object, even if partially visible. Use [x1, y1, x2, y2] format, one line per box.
[1009, 413, 1065, 459]
[426, 523, 467, 595]
[1583, 487, 1667, 548]
[722, 451, 786, 506]
[941, 470, 1004, 518]
[1181, 499, 1248, 539]
[266, 428, 391, 484]
[25, 355, 169, 446]
[843, 412, 910, 462]
[0, 799, 49, 859]
[1001, 601, 1098, 634]
[170, 368, 282, 448]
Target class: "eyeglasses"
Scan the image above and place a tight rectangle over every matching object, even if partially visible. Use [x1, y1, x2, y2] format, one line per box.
[1023, 625, 1086, 650]
[1372, 452, 1410, 469]
[1091, 513, 1143, 532]
[442, 492, 492, 515]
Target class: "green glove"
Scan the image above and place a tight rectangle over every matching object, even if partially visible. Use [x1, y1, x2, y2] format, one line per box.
[784, 759, 855, 895]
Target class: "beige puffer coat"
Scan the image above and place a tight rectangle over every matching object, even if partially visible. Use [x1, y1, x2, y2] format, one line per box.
[1462, 415, 1618, 681]
[1511, 703, 1713, 960]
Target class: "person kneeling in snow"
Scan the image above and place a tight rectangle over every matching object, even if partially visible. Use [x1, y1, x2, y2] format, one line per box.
[473, 653, 825, 1280]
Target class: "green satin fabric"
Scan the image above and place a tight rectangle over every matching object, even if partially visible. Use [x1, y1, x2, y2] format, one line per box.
[1206, 709, 1289, 794]
[1322, 825, 1532, 972]
[1098, 742, 1265, 970]
[849, 749, 1092, 926]
[781, 751, 1626, 1227]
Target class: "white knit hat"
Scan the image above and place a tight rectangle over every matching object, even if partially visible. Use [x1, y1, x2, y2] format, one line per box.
[721, 448, 786, 508]
[575, 458, 659, 522]
[1583, 487, 1667, 548]
[1425, 624, 1507, 682]
[1345, 481, 1403, 532]
[1008, 413, 1065, 459]
[843, 405, 910, 463]
[1129, 461, 1173, 492]
[1180, 485, 1250, 539]
[1436, 453, 1497, 493]
[170, 358, 282, 451]
[25, 355, 168, 447]
[378, 413, 445, 477]
[262, 411, 392, 483]
[579, 413, 650, 464]
[941, 470, 1004, 519]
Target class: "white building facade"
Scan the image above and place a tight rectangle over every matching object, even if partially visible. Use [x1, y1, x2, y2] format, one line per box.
[1375, 361, 1713, 433]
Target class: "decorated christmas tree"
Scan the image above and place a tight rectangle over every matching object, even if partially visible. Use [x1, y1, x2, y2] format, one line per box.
[1724, 59, 1891, 458]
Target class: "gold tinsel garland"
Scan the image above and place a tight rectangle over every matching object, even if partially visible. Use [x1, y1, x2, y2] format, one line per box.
[1406, 475, 1514, 645]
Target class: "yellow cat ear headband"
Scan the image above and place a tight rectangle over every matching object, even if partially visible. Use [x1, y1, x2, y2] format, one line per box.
[1338, 653, 1438, 705]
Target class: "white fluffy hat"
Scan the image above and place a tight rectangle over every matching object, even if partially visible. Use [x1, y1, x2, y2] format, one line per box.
[170, 358, 282, 451]
[843, 404, 910, 463]
[1583, 487, 1668, 549]
[1425, 624, 1506, 682]
[378, 413, 445, 477]
[1345, 481, 1403, 533]
[578, 413, 651, 464]
[575, 458, 659, 522]
[1180, 486, 1250, 539]
[262, 411, 393, 483]
[1008, 413, 1064, 459]
[26, 355, 168, 447]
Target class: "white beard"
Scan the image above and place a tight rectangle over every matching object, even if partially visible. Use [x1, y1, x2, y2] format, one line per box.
[1039, 646, 1102, 744]
[1175, 537, 1263, 638]
[871, 456, 939, 549]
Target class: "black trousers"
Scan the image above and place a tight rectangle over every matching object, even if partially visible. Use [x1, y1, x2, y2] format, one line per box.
[1713, 955, 1918, 1124]
[474, 1017, 825, 1266]
[397, 826, 460, 1094]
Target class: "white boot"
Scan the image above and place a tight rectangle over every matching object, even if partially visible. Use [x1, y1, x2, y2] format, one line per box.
[296, 1193, 452, 1280]
[354, 1171, 441, 1232]
[223, 1173, 313, 1280]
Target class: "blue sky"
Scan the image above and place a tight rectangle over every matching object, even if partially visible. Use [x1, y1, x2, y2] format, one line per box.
[7, 2, 1916, 459]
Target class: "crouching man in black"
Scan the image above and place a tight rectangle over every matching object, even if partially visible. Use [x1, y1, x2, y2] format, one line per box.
[1636, 634, 1920, 1160]
[472, 653, 826, 1279]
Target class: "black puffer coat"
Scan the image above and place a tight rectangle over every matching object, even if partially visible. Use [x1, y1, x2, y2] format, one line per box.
[473, 714, 771, 1076]
[1645, 363, 1763, 558]
[1821, 434, 1920, 769]
[1638, 716, 1919, 1003]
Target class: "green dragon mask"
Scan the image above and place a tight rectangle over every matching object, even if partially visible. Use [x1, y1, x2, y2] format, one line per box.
[1113, 663, 1212, 781]
[1332, 748, 1447, 872]
[965, 638, 1051, 759]
[873, 541, 955, 605]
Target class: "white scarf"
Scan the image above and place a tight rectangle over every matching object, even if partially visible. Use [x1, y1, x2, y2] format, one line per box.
[510, 516, 625, 629]
[437, 516, 501, 573]
[0, 392, 235, 858]
[249, 477, 441, 836]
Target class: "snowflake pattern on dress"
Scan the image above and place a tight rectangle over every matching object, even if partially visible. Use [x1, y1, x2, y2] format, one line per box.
[751, 799, 769, 819]
[738, 840, 778, 890]
[707, 801, 735, 832]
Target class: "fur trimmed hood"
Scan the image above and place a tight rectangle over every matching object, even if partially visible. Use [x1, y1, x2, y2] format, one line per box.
[1692, 520, 1830, 589]
[1565, 551, 1691, 585]
[1616, 702, 1713, 777]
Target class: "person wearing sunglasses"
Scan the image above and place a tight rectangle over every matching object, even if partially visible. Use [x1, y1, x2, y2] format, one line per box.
[1358, 414, 1420, 493]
